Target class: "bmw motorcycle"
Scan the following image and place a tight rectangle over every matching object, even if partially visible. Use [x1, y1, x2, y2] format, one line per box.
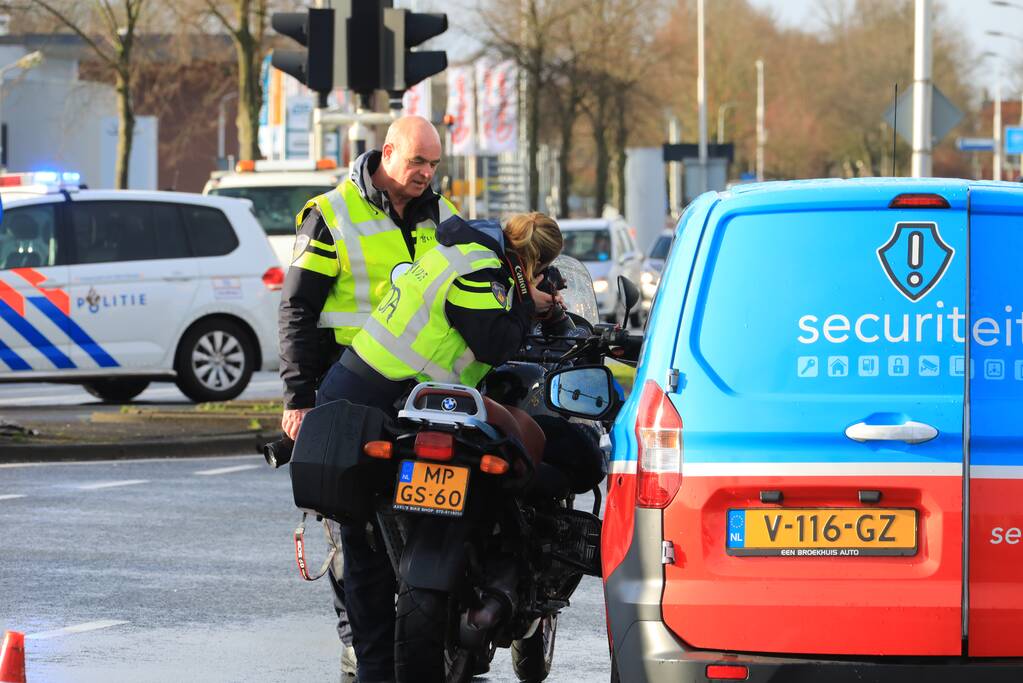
[279, 261, 643, 683]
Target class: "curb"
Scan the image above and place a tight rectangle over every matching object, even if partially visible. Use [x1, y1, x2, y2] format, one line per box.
[0, 431, 279, 464]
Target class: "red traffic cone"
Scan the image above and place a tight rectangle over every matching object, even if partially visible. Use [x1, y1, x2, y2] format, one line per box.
[0, 631, 25, 683]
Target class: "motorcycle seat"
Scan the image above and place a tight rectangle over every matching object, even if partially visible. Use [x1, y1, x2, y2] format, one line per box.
[482, 397, 546, 467]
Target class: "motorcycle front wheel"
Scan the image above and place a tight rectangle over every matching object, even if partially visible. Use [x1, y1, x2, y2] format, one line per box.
[395, 582, 473, 683]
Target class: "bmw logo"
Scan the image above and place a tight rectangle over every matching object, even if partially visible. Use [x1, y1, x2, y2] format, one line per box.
[441, 397, 458, 412]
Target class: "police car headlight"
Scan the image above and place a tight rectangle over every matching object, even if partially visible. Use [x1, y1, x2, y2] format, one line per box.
[641, 271, 655, 285]
[593, 278, 609, 294]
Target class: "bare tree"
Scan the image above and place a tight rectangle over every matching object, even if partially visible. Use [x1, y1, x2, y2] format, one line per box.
[31, 0, 148, 188]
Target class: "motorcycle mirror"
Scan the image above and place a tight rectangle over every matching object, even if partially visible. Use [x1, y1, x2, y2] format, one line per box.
[617, 275, 641, 327]
[544, 365, 618, 420]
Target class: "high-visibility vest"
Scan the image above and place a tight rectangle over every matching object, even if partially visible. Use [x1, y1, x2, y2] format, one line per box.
[294, 179, 458, 345]
[351, 240, 508, 387]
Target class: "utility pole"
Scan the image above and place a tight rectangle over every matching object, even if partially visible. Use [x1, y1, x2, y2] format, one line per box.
[910, 0, 932, 177]
[668, 113, 682, 218]
[696, 0, 707, 194]
[755, 59, 764, 181]
[995, 81, 1003, 181]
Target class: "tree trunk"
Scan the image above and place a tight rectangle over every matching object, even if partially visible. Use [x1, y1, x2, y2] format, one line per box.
[235, 34, 261, 161]
[612, 89, 628, 215]
[527, 57, 541, 211]
[593, 98, 609, 213]
[114, 69, 134, 189]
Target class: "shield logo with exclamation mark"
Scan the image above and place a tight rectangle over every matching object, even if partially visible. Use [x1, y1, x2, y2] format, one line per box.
[877, 222, 954, 302]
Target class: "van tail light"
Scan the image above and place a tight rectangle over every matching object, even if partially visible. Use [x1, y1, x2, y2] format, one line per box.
[414, 431, 454, 461]
[635, 380, 682, 508]
[262, 267, 285, 291]
[888, 193, 950, 209]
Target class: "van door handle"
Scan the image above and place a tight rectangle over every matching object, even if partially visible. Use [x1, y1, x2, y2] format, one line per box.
[844, 421, 938, 444]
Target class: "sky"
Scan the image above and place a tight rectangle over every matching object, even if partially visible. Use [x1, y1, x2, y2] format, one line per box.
[748, 0, 1021, 93]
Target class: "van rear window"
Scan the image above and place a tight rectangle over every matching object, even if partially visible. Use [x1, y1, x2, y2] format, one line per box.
[692, 210, 966, 395]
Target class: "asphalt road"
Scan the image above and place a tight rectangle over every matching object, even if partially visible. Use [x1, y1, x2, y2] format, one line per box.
[0, 454, 611, 682]
[0, 371, 285, 408]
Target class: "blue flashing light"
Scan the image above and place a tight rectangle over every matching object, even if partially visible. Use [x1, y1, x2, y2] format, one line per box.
[61, 172, 81, 184]
[34, 171, 59, 184]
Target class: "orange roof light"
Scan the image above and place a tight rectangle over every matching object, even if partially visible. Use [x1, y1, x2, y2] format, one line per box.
[315, 158, 338, 170]
[235, 160, 256, 173]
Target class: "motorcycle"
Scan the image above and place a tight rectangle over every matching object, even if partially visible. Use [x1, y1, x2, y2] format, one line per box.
[278, 262, 644, 683]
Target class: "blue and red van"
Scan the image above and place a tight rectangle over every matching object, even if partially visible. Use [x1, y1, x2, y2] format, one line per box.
[605, 179, 1023, 681]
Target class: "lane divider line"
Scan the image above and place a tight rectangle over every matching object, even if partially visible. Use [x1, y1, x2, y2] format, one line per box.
[0, 494, 26, 501]
[194, 464, 260, 476]
[77, 480, 149, 491]
[26, 620, 129, 640]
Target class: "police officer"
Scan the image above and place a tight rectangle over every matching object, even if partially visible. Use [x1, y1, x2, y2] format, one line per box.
[319, 212, 564, 683]
[278, 115, 457, 678]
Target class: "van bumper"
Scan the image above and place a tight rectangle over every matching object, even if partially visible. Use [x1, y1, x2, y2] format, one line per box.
[617, 620, 1023, 683]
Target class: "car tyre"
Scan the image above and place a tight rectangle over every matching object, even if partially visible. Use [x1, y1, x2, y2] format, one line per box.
[82, 378, 150, 403]
[174, 318, 255, 403]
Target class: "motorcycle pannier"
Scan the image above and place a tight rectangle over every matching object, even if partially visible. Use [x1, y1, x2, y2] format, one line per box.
[290, 399, 392, 525]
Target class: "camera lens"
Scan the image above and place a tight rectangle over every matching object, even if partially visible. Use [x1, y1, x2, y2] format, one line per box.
[263, 436, 294, 469]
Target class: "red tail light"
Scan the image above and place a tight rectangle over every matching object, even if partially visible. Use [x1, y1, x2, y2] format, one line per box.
[888, 193, 950, 209]
[706, 664, 749, 680]
[262, 266, 285, 291]
[414, 431, 454, 461]
[635, 380, 682, 508]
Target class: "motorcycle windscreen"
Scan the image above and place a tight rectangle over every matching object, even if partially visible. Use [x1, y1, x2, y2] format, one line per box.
[967, 187, 1023, 656]
[552, 255, 600, 325]
[662, 186, 966, 656]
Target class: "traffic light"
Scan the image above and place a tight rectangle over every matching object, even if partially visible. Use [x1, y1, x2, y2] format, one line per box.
[271, 8, 344, 94]
[383, 8, 448, 93]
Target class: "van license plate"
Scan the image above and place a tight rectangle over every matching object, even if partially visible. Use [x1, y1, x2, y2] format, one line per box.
[726, 508, 917, 557]
[393, 461, 469, 517]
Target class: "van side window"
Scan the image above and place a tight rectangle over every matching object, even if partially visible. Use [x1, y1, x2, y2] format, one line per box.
[70, 202, 190, 264]
[182, 205, 238, 257]
[0, 204, 59, 269]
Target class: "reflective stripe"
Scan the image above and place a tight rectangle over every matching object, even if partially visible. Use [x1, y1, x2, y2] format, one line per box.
[447, 286, 503, 310]
[318, 311, 370, 328]
[294, 251, 339, 276]
[309, 238, 336, 252]
[360, 316, 460, 383]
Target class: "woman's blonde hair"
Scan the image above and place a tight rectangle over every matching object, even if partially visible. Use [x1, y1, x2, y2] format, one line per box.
[503, 212, 564, 281]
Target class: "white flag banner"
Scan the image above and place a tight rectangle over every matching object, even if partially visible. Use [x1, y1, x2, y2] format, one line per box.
[447, 67, 476, 156]
[476, 59, 518, 155]
[402, 79, 432, 119]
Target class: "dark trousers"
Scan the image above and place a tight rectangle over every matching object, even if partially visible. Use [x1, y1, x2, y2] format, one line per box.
[317, 358, 405, 683]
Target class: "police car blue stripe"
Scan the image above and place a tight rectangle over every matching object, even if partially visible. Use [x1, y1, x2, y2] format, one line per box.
[0, 337, 30, 371]
[29, 297, 119, 368]
[0, 299, 75, 369]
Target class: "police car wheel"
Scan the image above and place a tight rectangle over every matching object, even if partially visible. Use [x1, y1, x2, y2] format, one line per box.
[82, 378, 150, 404]
[174, 319, 254, 403]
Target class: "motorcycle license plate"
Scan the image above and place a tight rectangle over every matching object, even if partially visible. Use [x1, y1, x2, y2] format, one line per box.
[393, 460, 469, 517]
[726, 508, 917, 557]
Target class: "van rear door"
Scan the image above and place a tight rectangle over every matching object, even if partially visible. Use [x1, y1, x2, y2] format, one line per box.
[967, 186, 1023, 656]
[660, 184, 967, 656]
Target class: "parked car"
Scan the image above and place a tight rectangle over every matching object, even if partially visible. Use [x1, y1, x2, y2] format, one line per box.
[558, 217, 643, 324]
[0, 171, 282, 403]
[605, 179, 1023, 681]
[203, 159, 343, 266]
[639, 229, 672, 316]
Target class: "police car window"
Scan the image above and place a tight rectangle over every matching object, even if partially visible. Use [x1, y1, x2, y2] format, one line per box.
[0, 204, 59, 270]
[182, 205, 238, 257]
[71, 202, 184, 264]
[151, 204, 190, 260]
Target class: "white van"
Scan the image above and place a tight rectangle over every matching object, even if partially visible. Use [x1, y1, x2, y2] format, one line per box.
[203, 159, 343, 266]
[0, 172, 281, 402]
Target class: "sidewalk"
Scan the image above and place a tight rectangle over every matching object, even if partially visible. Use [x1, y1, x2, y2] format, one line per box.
[0, 401, 282, 463]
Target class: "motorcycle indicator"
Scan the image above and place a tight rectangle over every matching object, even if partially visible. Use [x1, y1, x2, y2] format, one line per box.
[393, 460, 470, 516]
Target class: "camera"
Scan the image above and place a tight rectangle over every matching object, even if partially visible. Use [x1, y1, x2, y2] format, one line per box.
[263, 435, 294, 469]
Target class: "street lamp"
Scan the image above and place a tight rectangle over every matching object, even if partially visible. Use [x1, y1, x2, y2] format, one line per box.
[716, 102, 734, 144]
[0, 51, 43, 170]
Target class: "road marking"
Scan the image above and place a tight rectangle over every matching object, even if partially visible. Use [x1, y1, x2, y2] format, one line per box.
[1, 454, 262, 469]
[77, 479, 149, 491]
[0, 494, 26, 501]
[194, 464, 260, 476]
[26, 620, 129, 640]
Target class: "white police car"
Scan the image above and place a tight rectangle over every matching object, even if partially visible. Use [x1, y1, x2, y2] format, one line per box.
[0, 171, 282, 402]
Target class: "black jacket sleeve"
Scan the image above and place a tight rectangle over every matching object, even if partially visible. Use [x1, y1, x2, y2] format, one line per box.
[444, 268, 536, 367]
[278, 209, 339, 409]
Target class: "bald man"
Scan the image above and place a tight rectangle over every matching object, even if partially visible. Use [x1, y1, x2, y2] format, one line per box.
[277, 115, 457, 679]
